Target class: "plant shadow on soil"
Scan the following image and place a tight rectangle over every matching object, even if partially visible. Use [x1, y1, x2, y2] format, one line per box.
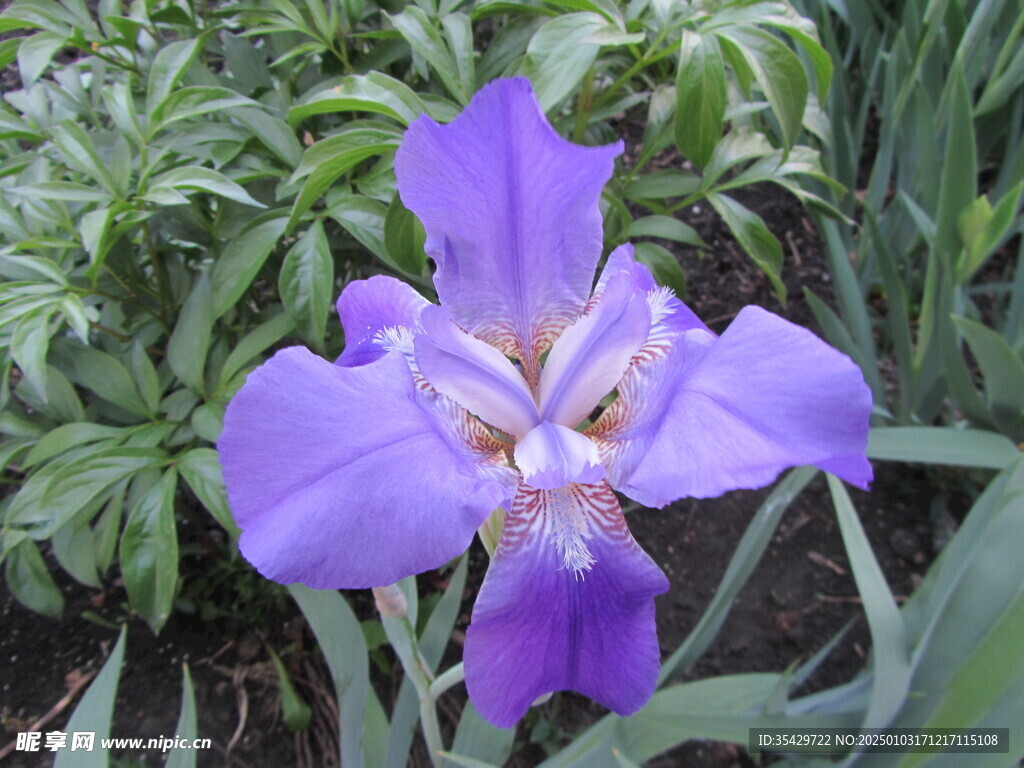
[1, 161, 968, 767]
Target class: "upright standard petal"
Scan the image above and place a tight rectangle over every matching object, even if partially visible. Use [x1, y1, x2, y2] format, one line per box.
[395, 78, 622, 380]
[219, 348, 517, 588]
[414, 305, 539, 438]
[464, 482, 669, 727]
[335, 275, 430, 368]
[590, 307, 873, 507]
[513, 421, 605, 490]
[537, 273, 650, 429]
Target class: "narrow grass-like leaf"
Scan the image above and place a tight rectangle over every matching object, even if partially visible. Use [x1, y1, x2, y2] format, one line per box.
[54, 625, 127, 768]
[867, 426, 1019, 469]
[827, 474, 910, 730]
[165, 665, 199, 768]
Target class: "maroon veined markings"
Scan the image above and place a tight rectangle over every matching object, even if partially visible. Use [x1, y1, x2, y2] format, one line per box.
[498, 481, 630, 573]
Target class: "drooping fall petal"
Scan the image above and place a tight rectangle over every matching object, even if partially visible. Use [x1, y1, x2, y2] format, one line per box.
[464, 482, 669, 727]
[219, 347, 517, 588]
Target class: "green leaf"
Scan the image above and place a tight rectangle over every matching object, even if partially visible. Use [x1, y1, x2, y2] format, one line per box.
[289, 585, 373, 768]
[675, 30, 727, 170]
[287, 132, 399, 231]
[280, 221, 333, 352]
[120, 469, 179, 633]
[217, 309, 295, 388]
[956, 182, 1024, 282]
[384, 193, 427, 275]
[228, 106, 303, 168]
[288, 72, 426, 127]
[167, 272, 214, 395]
[328, 194, 391, 265]
[389, 6, 467, 103]
[952, 316, 1024, 435]
[145, 166, 266, 208]
[16, 31, 65, 86]
[147, 38, 201, 115]
[166, 666, 198, 768]
[632, 242, 687, 298]
[49, 121, 118, 196]
[828, 474, 911, 729]
[5, 538, 64, 617]
[706, 192, 785, 302]
[935, 58, 977, 259]
[210, 211, 288, 318]
[521, 13, 604, 111]
[7, 447, 167, 540]
[867, 426, 1019, 469]
[714, 25, 808, 150]
[68, 345, 152, 417]
[269, 646, 313, 732]
[54, 625, 127, 768]
[177, 447, 240, 537]
[10, 307, 52, 402]
[23, 422, 127, 469]
[52, 515, 100, 587]
[629, 215, 709, 248]
[128, 340, 162, 416]
[448, 701, 515, 768]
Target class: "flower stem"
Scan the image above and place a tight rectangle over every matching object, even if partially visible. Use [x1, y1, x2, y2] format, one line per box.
[428, 662, 465, 701]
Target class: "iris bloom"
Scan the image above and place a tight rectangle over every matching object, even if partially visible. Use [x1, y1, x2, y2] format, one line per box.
[218, 78, 872, 728]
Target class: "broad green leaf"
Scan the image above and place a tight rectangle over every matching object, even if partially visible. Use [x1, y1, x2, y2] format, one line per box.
[210, 210, 288, 317]
[6, 447, 167, 539]
[625, 169, 701, 201]
[269, 647, 313, 732]
[166, 666, 198, 768]
[52, 515, 100, 587]
[68, 345, 152, 418]
[287, 133, 399, 231]
[629, 215, 709, 248]
[328, 194, 391, 265]
[54, 625, 127, 768]
[288, 72, 426, 127]
[390, 6, 467, 103]
[147, 38, 201, 115]
[520, 13, 604, 111]
[16, 31, 65, 85]
[167, 272, 214, 395]
[706, 192, 785, 302]
[10, 307, 52, 402]
[228, 106, 303, 168]
[714, 25, 808, 150]
[23, 422, 127, 468]
[120, 469, 179, 633]
[632, 242, 687, 298]
[5, 538, 64, 617]
[177, 448, 239, 536]
[384, 193, 427, 275]
[217, 309, 295, 389]
[442, 13, 475, 101]
[280, 221, 333, 351]
[128, 341, 162, 416]
[828, 475, 910, 730]
[674, 30, 726, 170]
[148, 87, 256, 137]
[145, 166, 266, 208]
[49, 121, 118, 195]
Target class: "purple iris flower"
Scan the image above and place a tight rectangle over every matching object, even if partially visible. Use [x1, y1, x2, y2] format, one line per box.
[218, 78, 872, 728]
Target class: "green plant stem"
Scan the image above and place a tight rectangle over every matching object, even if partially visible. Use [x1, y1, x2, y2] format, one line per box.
[589, 24, 672, 116]
[428, 662, 465, 700]
[572, 65, 596, 143]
